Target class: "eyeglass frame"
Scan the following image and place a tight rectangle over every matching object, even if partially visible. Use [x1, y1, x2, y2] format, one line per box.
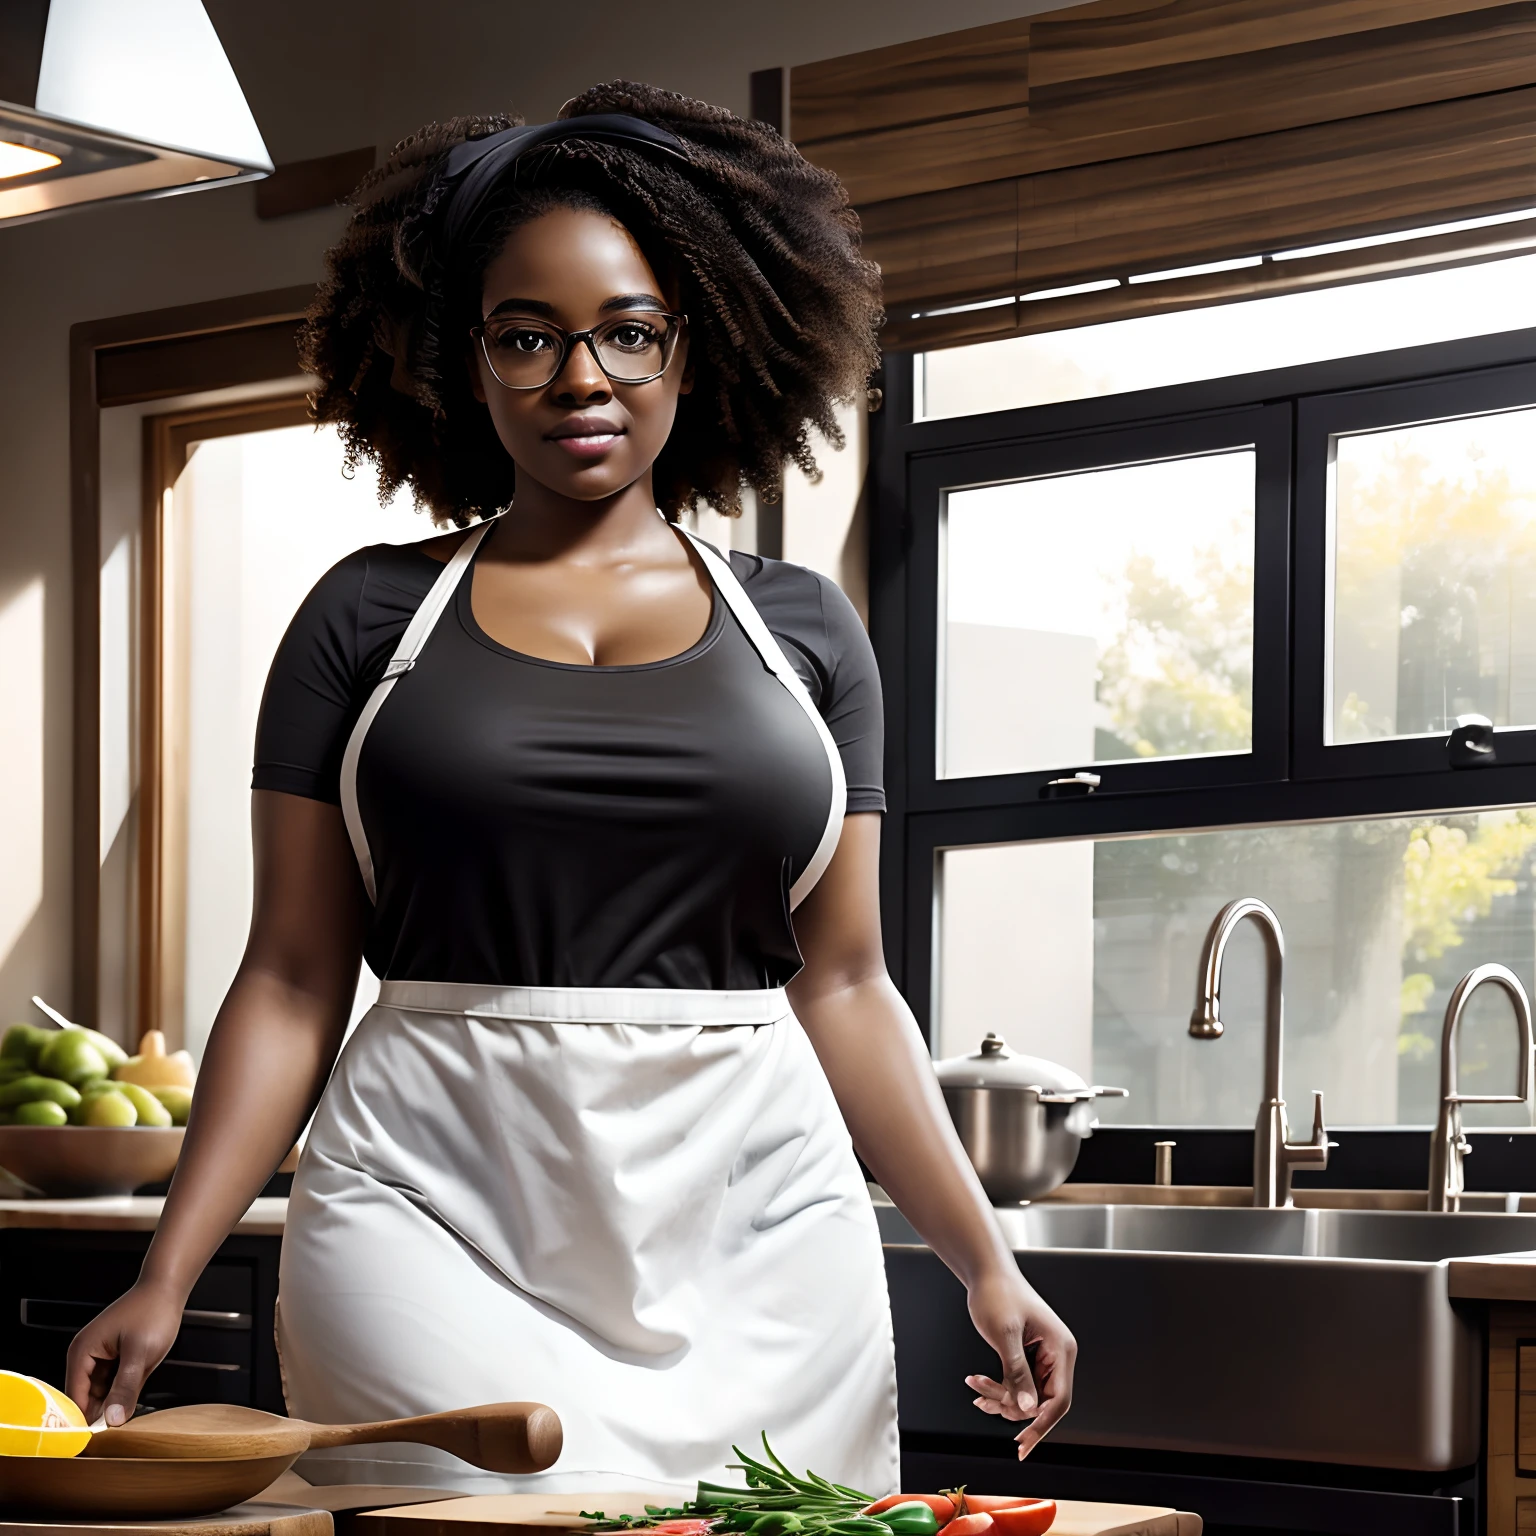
[471, 311, 689, 391]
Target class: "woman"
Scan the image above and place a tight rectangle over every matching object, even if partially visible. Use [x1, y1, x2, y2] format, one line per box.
[68, 82, 1075, 1495]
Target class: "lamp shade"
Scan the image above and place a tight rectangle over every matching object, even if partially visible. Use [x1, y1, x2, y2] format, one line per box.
[0, 0, 272, 227]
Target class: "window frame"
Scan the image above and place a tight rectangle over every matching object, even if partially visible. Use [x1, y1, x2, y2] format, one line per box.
[869, 324, 1536, 1038]
[906, 404, 1292, 813]
[1294, 358, 1536, 782]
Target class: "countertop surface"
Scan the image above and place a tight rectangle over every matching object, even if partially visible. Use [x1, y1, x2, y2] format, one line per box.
[0, 1195, 287, 1235]
[5, 1192, 1536, 1301]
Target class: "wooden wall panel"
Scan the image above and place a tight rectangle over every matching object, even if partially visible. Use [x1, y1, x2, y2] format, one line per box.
[1013, 86, 1536, 288]
[790, 0, 1536, 345]
[1028, 3, 1536, 153]
[866, 86, 1536, 312]
[803, 1, 1536, 206]
[1025, 0, 1508, 86]
[859, 181, 1017, 315]
[790, 18, 1031, 143]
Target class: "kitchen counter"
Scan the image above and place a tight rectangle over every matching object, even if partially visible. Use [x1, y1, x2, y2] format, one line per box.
[1448, 1249, 1536, 1300]
[6, 1192, 1536, 1299]
[0, 1196, 286, 1235]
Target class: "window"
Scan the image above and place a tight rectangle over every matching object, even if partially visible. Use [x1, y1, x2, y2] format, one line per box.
[942, 450, 1257, 778]
[937, 812, 1533, 1129]
[917, 252, 1536, 421]
[872, 258, 1536, 1130]
[142, 411, 424, 1059]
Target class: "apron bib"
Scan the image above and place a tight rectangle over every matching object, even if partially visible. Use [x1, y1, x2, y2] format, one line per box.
[277, 523, 898, 1496]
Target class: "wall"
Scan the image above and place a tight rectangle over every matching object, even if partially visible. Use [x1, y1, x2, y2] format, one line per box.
[0, 0, 1075, 1026]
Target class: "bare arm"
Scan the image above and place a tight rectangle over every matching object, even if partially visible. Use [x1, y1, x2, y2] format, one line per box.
[67, 790, 367, 1423]
[787, 813, 1076, 1458]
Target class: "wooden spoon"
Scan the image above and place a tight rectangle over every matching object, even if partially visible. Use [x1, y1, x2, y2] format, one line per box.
[82, 1400, 563, 1474]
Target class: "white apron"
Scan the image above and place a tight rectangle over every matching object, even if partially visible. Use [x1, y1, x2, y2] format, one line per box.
[277, 523, 900, 1497]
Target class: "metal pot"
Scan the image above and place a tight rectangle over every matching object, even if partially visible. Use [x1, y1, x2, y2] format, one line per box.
[934, 1033, 1127, 1204]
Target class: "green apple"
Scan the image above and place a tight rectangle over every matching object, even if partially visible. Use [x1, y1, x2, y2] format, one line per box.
[37, 1032, 109, 1088]
[13, 1100, 68, 1127]
[148, 1085, 193, 1127]
[81, 1091, 137, 1128]
[114, 1083, 171, 1128]
[0, 1076, 80, 1110]
[0, 1025, 52, 1067]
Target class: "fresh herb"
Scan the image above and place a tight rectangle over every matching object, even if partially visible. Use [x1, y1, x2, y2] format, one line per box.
[580, 1437, 874, 1533]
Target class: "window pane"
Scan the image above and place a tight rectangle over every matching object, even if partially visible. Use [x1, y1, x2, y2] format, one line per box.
[937, 811, 1536, 1128]
[919, 253, 1536, 419]
[943, 452, 1255, 777]
[1329, 406, 1536, 743]
[171, 424, 425, 1059]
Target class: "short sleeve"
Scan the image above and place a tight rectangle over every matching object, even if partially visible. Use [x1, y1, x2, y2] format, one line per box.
[252, 544, 439, 803]
[731, 552, 886, 814]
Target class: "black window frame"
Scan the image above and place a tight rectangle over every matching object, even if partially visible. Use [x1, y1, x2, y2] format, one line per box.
[1294, 359, 1536, 782]
[869, 325, 1536, 1042]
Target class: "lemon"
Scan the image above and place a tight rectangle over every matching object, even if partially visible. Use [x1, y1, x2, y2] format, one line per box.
[0, 1370, 89, 1457]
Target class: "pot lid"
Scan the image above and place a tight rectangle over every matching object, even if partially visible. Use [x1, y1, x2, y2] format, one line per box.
[933, 1033, 1092, 1093]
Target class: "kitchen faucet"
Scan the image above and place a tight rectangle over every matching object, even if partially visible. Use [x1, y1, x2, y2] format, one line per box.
[1189, 897, 1331, 1208]
[1428, 963, 1533, 1212]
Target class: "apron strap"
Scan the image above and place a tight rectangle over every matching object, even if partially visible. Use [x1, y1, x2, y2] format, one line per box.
[680, 531, 847, 909]
[340, 521, 495, 902]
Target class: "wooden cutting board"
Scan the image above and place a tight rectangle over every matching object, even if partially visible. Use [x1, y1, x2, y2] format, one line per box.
[0, 1501, 331, 1536]
[351, 1495, 1202, 1536]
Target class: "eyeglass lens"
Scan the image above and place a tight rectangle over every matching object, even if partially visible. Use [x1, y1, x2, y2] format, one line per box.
[481, 315, 679, 389]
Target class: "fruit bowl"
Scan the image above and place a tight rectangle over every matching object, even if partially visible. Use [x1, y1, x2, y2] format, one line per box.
[0, 1126, 184, 1197]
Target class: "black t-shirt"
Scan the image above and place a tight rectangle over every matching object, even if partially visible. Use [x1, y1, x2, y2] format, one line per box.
[253, 536, 884, 989]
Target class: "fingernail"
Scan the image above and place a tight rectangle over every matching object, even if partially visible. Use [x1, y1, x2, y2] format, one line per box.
[105, 1405, 125, 1427]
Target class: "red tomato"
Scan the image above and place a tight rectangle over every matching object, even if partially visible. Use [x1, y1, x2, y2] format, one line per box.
[864, 1497, 958, 1523]
[958, 1500, 1047, 1514]
[649, 1522, 716, 1534]
[940, 1516, 994, 1536]
[988, 1504, 1056, 1536]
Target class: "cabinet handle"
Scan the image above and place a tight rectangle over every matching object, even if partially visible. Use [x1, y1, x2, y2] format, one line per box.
[20, 1299, 250, 1332]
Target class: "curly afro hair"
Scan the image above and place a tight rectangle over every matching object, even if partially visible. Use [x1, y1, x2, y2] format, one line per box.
[300, 80, 884, 525]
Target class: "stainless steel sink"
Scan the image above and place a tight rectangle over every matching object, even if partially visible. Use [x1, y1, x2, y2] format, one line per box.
[878, 1201, 1536, 1470]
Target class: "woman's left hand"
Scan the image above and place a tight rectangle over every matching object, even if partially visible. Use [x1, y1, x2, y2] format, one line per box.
[963, 1263, 1077, 1458]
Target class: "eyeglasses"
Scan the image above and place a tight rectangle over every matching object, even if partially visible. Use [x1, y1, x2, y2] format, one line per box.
[473, 311, 687, 391]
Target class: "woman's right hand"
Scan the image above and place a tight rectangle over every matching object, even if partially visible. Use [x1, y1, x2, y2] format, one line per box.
[66, 1281, 186, 1425]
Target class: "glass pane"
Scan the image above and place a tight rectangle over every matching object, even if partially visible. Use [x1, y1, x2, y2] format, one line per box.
[937, 811, 1536, 1127]
[1329, 406, 1536, 743]
[943, 452, 1255, 777]
[919, 252, 1536, 419]
[169, 424, 425, 1059]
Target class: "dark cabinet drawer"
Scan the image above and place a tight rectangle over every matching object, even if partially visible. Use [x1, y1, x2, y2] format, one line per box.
[0, 1228, 283, 1413]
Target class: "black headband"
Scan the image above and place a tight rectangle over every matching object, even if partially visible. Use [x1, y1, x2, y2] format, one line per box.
[435, 114, 689, 260]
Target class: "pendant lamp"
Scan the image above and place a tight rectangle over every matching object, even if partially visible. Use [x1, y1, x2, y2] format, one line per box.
[0, 0, 271, 227]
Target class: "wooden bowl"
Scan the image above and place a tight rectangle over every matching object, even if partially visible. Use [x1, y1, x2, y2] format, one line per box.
[0, 1126, 184, 1197]
[0, 1450, 302, 1518]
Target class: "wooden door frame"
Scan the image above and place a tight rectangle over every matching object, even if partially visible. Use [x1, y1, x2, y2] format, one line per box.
[70, 285, 314, 1039]
[137, 396, 311, 1048]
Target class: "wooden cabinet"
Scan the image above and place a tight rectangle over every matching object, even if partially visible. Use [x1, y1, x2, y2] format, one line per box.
[1487, 1304, 1536, 1535]
[0, 1227, 284, 1414]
